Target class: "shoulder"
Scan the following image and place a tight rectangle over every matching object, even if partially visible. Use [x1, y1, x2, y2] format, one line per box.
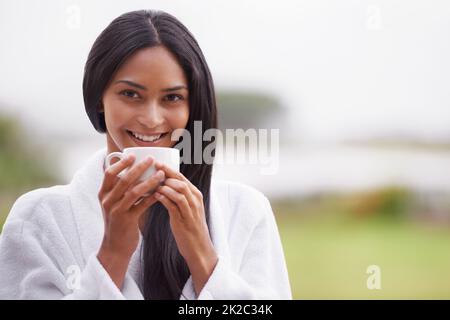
[3, 185, 71, 228]
[211, 179, 272, 223]
[0, 185, 83, 284]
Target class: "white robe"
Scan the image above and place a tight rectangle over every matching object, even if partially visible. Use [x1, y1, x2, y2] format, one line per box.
[0, 147, 292, 300]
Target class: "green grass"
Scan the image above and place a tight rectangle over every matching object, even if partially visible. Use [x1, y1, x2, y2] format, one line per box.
[276, 210, 450, 299]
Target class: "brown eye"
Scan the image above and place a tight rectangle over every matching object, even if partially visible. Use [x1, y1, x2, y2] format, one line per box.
[120, 90, 140, 99]
[164, 94, 184, 102]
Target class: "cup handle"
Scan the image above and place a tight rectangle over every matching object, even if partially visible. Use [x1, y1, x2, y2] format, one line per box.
[104, 152, 125, 170]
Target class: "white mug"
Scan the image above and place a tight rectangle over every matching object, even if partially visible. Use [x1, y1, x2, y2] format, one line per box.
[104, 147, 180, 182]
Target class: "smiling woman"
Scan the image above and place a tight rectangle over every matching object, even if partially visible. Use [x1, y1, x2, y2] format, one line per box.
[100, 46, 190, 149]
[0, 9, 292, 300]
[82, 9, 218, 300]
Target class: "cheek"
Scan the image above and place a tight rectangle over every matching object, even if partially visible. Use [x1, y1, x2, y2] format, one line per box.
[103, 98, 133, 128]
[169, 104, 189, 129]
[165, 105, 189, 144]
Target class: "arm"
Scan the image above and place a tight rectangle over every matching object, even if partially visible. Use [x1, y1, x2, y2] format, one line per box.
[0, 219, 142, 300]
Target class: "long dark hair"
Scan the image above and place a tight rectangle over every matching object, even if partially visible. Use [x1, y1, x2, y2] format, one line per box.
[83, 10, 217, 299]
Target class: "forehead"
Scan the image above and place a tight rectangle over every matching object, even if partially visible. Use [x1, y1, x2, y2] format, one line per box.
[112, 46, 187, 86]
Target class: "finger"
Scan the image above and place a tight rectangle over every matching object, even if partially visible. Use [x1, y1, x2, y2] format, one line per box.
[119, 170, 165, 210]
[109, 156, 155, 203]
[155, 185, 192, 219]
[129, 193, 158, 217]
[154, 161, 202, 199]
[154, 192, 183, 221]
[161, 178, 196, 209]
[100, 154, 135, 193]
[154, 161, 187, 182]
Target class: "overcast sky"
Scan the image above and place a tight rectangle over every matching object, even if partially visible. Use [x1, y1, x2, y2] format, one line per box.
[1, 0, 450, 143]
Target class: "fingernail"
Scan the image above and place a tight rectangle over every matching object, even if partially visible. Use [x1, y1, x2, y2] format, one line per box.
[146, 156, 153, 163]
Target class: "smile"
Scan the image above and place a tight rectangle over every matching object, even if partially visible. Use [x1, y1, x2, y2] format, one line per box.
[127, 130, 169, 146]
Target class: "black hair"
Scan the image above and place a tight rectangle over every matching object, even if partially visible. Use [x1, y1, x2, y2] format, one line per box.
[83, 9, 217, 299]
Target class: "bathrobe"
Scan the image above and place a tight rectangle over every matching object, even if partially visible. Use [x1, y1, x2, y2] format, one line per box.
[0, 147, 292, 300]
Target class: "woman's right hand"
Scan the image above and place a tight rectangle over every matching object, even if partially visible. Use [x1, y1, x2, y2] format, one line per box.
[96, 154, 165, 289]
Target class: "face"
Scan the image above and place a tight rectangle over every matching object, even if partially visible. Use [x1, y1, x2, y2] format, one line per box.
[101, 45, 190, 154]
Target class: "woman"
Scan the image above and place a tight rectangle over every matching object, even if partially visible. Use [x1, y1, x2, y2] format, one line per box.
[0, 9, 292, 300]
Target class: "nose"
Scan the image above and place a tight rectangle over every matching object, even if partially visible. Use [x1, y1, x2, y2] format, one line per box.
[137, 100, 165, 127]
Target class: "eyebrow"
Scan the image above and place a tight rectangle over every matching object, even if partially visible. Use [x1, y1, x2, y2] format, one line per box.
[114, 80, 188, 92]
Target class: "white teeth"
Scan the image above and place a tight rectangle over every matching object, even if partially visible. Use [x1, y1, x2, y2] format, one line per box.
[131, 131, 163, 142]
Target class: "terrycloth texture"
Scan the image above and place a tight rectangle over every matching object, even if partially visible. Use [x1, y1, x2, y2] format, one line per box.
[0, 147, 292, 300]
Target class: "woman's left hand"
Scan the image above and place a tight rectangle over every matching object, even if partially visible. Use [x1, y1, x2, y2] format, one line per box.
[153, 161, 218, 294]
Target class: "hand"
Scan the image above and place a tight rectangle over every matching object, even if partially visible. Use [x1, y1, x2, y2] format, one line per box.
[97, 154, 165, 288]
[152, 162, 218, 295]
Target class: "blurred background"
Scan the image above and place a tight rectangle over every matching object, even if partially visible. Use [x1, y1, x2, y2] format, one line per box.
[1, 0, 450, 299]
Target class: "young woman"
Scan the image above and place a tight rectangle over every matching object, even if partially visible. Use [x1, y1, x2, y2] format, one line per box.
[0, 10, 292, 300]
